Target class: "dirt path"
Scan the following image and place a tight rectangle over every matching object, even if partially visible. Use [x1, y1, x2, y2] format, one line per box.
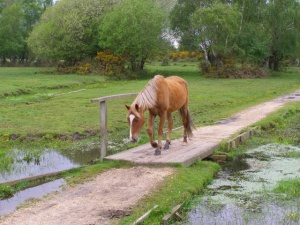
[1, 91, 300, 225]
[0, 167, 174, 225]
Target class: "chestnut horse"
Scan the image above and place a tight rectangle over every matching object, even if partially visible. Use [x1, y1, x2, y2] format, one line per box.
[125, 75, 195, 155]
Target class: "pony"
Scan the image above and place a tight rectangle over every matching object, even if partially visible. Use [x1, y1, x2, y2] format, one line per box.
[125, 75, 195, 155]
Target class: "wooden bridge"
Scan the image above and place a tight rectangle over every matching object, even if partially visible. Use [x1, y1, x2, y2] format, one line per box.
[92, 91, 300, 166]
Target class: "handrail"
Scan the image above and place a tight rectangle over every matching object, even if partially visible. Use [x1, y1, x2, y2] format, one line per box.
[91, 93, 138, 161]
[91, 93, 138, 103]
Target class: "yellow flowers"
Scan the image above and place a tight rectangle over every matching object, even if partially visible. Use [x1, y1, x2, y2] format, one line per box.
[286, 212, 299, 222]
[169, 51, 203, 61]
[77, 63, 92, 75]
[95, 51, 125, 75]
[0, 134, 10, 142]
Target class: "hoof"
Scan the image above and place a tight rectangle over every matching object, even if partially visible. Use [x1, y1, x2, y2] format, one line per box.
[183, 137, 187, 143]
[151, 142, 158, 148]
[164, 140, 171, 150]
[154, 149, 161, 155]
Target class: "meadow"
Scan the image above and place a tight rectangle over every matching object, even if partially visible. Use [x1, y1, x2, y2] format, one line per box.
[1, 63, 300, 156]
[1, 63, 300, 223]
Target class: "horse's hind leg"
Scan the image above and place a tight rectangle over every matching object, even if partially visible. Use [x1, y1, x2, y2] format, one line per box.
[180, 106, 188, 143]
[164, 112, 172, 150]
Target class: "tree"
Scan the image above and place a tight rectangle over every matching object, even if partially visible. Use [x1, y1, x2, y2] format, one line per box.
[235, 0, 300, 70]
[22, 0, 53, 62]
[0, 4, 25, 64]
[264, 0, 300, 70]
[238, 22, 271, 66]
[28, 0, 112, 64]
[171, 0, 300, 72]
[98, 0, 167, 71]
[170, 0, 226, 51]
[23, 0, 53, 31]
[0, 0, 53, 64]
[191, 3, 240, 70]
[234, 0, 270, 66]
[170, 0, 202, 50]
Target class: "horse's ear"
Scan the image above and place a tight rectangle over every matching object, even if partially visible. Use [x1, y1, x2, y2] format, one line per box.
[135, 104, 140, 111]
[125, 104, 130, 110]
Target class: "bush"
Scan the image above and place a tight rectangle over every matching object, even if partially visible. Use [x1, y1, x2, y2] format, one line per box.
[169, 51, 203, 62]
[76, 62, 92, 75]
[94, 51, 125, 75]
[204, 65, 270, 78]
[55, 51, 126, 76]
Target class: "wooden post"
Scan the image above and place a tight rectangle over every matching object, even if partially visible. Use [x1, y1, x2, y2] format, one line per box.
[91, 93, 137, 161]
[100, 100, 107, 161]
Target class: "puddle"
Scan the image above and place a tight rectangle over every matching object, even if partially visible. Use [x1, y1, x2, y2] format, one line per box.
[0, 178, 66, 216]
[188, 144, 300, 225]
[0, 147, 101, 183]
[217, 117, 238, 124]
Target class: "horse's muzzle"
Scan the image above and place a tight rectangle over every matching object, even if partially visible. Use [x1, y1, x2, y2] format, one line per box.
[131, 137, 138, 143]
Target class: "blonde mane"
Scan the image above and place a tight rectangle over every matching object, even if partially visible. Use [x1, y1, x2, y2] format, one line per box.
[132, 75, 162, 110]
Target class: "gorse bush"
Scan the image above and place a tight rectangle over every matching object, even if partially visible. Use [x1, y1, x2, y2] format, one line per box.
[77, 63, 92, 75]
[169, 51, 203, 61]
[55, 51, 125, 76]
[94, 51, 125, 75]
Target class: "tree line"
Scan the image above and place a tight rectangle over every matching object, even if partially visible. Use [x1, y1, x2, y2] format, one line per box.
[1, 0, 300, 74]
[0, 0, 53, 64]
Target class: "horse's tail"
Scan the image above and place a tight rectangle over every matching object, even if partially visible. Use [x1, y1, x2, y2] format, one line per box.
[179, 108, 196, 138]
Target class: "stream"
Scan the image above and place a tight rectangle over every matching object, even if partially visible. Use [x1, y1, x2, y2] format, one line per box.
[0, 147, 101, 183]
[0, 146, 101, 216]
[188, 143, 300, 224]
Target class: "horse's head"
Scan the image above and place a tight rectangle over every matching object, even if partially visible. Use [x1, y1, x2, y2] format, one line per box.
[125, 104, 145, 142]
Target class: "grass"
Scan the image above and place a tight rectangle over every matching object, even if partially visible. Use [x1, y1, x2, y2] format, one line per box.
[1, 64, 300, 153]
[1, 64, 300, 223]
[1, 63, 300, 177]
[273, 178, 300, 198]
[119, 161, 220, 224]
[221, 101, 300, 160]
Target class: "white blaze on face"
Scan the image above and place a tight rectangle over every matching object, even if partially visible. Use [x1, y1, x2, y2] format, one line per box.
[129, 114, 135, 140]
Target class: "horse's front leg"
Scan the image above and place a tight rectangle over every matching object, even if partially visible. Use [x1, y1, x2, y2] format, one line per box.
[146, 112, 157, 148]
[155, 112, 166, 155]
[164, 112, 172, 150]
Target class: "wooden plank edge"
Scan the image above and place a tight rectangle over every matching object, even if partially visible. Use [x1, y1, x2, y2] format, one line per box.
[161, 204, 182, 224]
[133, 205, 158, 225]
[182, 143, 221, 166]
[226, 127, 258, 151]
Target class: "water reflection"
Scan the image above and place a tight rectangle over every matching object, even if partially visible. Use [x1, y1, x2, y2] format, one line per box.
[0, 147, 100, 183]
[188, 144, 300, 225]
[0, 179, 66, 216]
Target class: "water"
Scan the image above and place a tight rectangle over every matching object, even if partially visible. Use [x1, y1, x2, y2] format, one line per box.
[0, 147, 101, 183]
[0, 178, 66, 216]
[188, 144, 300, 225]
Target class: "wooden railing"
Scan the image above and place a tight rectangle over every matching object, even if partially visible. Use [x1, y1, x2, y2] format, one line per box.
[91, 93, 137, 160]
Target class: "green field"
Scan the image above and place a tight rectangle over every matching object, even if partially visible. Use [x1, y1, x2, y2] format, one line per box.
[1, 64, 300, 223]
[1, 63, 300, 155]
